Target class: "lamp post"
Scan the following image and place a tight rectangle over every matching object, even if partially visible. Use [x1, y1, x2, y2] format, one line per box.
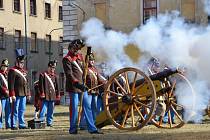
[48, 28, 63, 61]
[23, 0, 28, 69]
[70, 2, 86, 22]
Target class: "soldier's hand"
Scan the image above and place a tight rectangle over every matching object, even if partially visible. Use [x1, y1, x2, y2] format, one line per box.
[5, 90, 9, 97]
[74, 82, 89, 92]
[11, 96, 16, 102]
[40, 93, 45, 99]
[56, 95, 60, 101]
[27, 96, 31, 101]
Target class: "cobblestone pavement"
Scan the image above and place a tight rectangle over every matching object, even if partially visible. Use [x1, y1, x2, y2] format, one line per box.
[0, 105, 210, 140]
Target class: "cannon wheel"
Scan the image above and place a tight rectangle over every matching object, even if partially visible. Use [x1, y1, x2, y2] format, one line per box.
[103, 67, 156, 131]
[151, 73, 192, 129]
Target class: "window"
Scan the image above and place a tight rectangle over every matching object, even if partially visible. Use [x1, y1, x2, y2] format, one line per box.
[59, 6, 63, 21]
[30, 32, 37, 52]
[45, 34, 51, 53]
[0, 28, 4, 49]
[14, 30, 21, 48]
[30, 0, 36, 15]
[14, 0, 20, 12]
[59, 72, 65, 95]
[45, 3, 51, 18]
[31, 70, 38, 88]
[0, 0, 3, 8]
[59, 37, 63, 55]
[143, 0, 157, 24]
[208, 16, 210, 24]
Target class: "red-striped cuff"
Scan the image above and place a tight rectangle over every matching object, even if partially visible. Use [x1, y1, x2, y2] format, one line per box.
[72, 79, 79, 83]
[9, 90, 15, 97]
[40, 92, 45, 98]
[2, 87, 8, 94]
[27, 92, 31, 96]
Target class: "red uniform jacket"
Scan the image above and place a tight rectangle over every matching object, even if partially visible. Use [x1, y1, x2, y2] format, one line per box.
[8, 66, 30, 97]
[86, 66, 107, 94]
[62, 51, 84, 93]
[39, 71, 59, 101]
[0, 70, 9, 99]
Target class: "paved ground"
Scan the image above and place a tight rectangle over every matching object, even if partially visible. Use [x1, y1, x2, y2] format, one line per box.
[1, 105, 210, 140]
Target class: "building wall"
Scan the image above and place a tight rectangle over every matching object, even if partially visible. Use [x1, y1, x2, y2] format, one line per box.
[108, 0, 141, 32]
[0, 0, 63, 94]
[62, 0, 209, 64]
[159, 0, 181, 12]
[72, 0, 209, 32]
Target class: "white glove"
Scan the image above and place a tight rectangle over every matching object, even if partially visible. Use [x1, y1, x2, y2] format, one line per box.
[11, 96, 16, 102]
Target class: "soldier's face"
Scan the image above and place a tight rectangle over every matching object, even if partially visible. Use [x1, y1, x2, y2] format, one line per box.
[16, 61, 24, 69]
[0, 66, 8, 72]
[48, 66, 55, 73]
[70, 47, 79, 55]
[89, 60, 94, 66]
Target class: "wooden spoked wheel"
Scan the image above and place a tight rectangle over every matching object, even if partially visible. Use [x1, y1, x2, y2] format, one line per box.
[152, 73, 192, 128]
[103, 67, 156, 130]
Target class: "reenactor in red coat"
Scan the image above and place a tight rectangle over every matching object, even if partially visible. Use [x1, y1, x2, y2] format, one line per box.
[8, 49, 31, 130]
[0, 58, 11, 129]
[62, 39, 102, 134]
[33, 80, 41, 119]
[38, 60, 60, 127]
[80, 53, 107, 129]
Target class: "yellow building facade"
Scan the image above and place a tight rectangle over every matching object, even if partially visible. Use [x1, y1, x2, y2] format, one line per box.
[74, 0, 208, 33]
[63, 0, 209, 62]
[0, 0, 64, 94]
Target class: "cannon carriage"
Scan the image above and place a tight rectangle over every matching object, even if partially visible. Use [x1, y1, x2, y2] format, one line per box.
[95, 67, 194, 130]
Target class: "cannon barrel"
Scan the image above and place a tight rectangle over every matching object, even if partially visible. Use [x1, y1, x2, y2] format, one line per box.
[134, 68, 179, 87]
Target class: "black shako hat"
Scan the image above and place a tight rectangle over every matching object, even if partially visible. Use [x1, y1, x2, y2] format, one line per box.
[68, 39, 85, 50]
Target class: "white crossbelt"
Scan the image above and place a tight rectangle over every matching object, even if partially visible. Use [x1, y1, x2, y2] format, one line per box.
[72, 60, 83, 74]
[0, 73, 8, 88]
[13, 69, 27, 82]
[44, 73, 55, 92]
[88, 69, 97, 80]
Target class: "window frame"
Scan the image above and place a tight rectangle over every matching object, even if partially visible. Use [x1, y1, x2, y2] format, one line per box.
[45, 34, 52, 54]
[14, 30, 22, 48]
[143, 0, 157, 24]
[58, 6, 63, 21]
[59, 36, 63, 56]
[59, 72, 65, 95]
[0, 0, 3, 9]
[30, 32, 38, 53]
[30, 0, 37, 16]
[31, 70, 38, 89]
[0, 27, 5, 49]
[45, 3, 51, 19]
[14, 0, 21, 12]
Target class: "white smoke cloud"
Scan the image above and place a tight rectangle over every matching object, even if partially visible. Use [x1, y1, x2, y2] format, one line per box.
[204, 0, 210, 15]
[80, 12, 210, 122]
[80, 17, 134, 75]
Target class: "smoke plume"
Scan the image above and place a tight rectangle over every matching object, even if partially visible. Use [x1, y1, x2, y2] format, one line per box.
[80, 12, 210, 122]
[204, 0, 210, 15]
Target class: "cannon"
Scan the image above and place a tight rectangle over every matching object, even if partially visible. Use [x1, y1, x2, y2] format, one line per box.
[95, 67, 194, 130]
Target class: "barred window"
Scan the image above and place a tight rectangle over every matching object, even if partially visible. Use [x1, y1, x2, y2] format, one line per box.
[45, 34, 51, 53]
[45, 3, 51, 18]
[59, 37, 63, 55]
[14, 30, 21, 48]
[59, 6, 63, 21]
[0, 28, 4, 49]
[0, 0, 3, 8]
[59, 72, 65, 94]
[30, 32, 38, 52]
[143, 0, 157, 24]
[208, 16, 210, 24]
[30, 0, 37, 15]
[31, 70, 38, 88]
[14, 0, 20, 12]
